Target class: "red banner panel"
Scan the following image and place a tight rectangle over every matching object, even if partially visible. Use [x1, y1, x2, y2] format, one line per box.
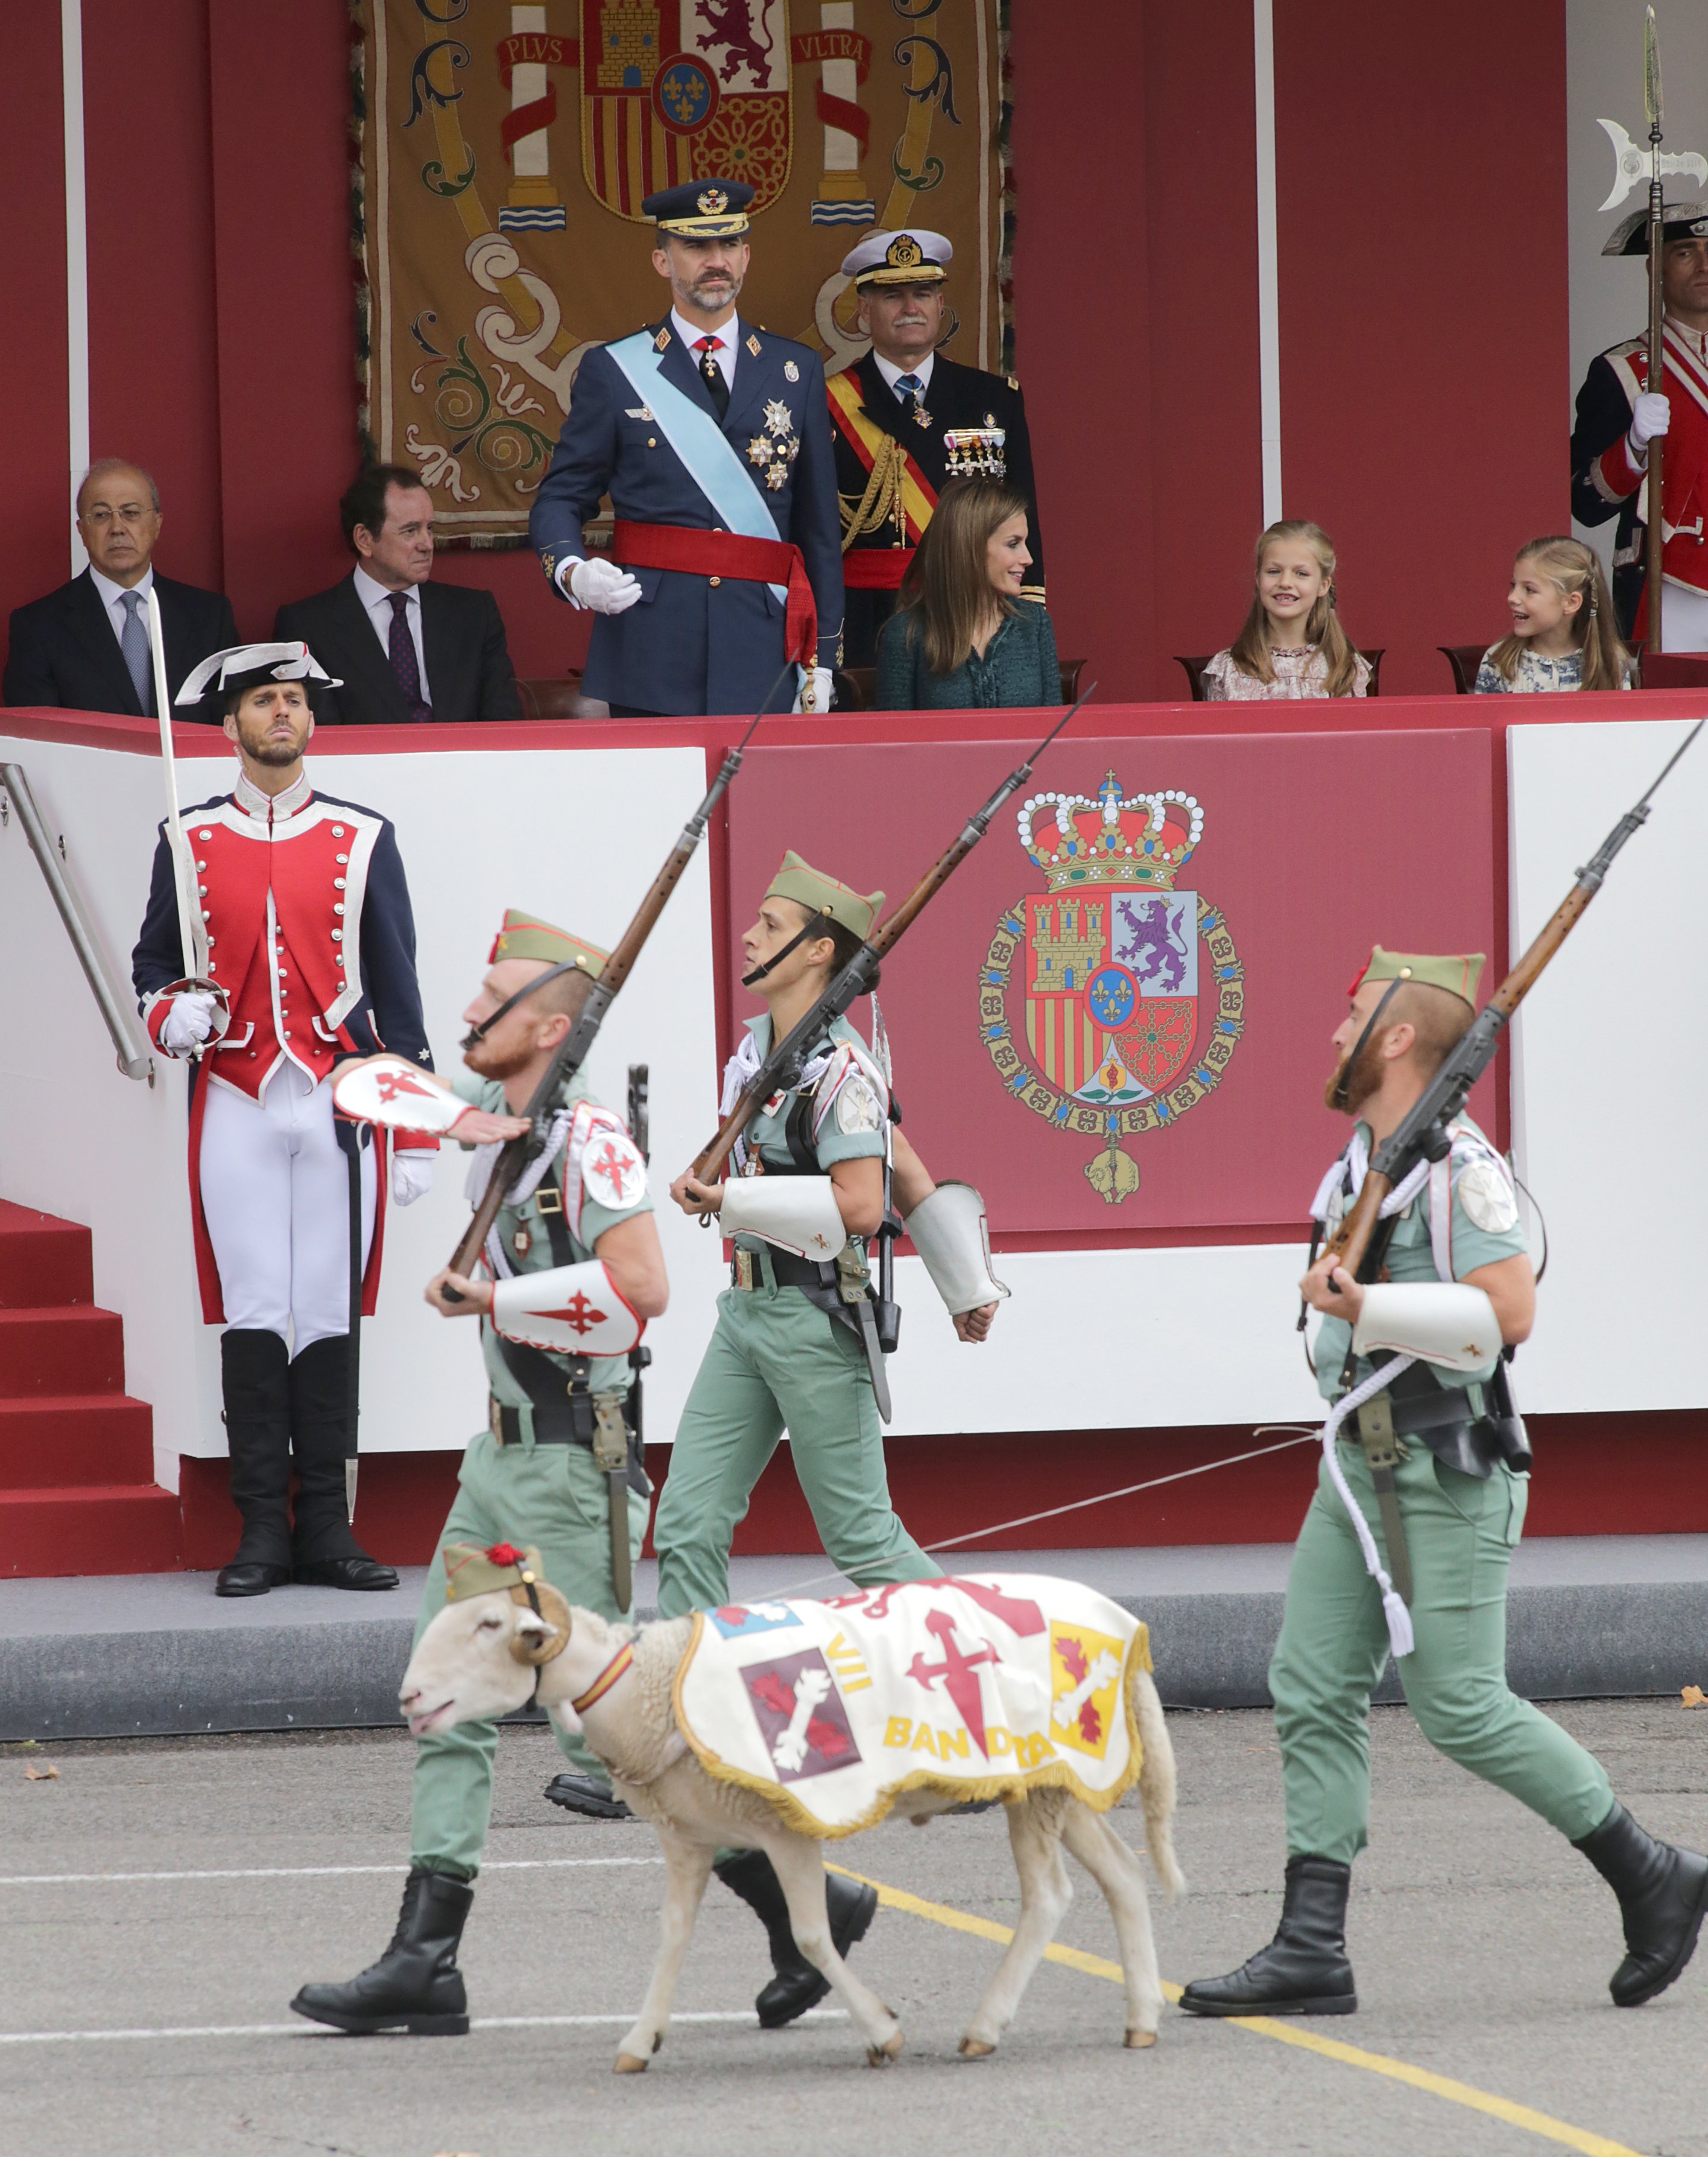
[726, 727, 1496, 1241]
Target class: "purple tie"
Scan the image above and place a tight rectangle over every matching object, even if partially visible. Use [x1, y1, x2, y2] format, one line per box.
[387, 591, 431, 722]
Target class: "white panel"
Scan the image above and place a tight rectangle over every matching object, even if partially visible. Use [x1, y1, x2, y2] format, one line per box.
[1252, 0, 1282, 526]
[1507, 717, 1707, 1411]
[62, 0, 89, 573]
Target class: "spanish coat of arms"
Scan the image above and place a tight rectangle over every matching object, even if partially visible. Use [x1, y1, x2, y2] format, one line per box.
[979, 771, 1245, 1203]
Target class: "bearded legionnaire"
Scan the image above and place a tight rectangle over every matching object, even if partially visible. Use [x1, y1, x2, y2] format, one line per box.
[830, 228, 1046, 668]
[1571, 204, 1708, 647]
[131, 643, 437, 1597]
[1180, 949, 1708, 2021]
[529, 177, 843, 718]
[660, 849, 1008, 2027]
[291, 909, 668, 2037]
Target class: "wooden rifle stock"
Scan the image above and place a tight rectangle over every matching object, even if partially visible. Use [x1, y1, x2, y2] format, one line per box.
[1321, 717, 1703, 1284]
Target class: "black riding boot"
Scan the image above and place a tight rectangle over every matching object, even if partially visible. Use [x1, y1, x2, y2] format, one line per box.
[1574, 1802, 1708, 2006]
[1179, 1855, 1357, 2017]
[290, 1868, 473, 2035]
[215, 1328, 294, 1596]
[714, 1849, 878, 2029]
[287, 1334, 396, 1590]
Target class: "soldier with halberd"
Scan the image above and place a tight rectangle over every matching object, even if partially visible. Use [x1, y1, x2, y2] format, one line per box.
[1572, 202, 1708, 647]
[528, 177, 843, 717]
[291, 908, 668, 2038]
[830, 227, 1046, 669]
[660, 849, 1010, 2030]
[131, 643, 438, 1598]
[1180, 948, 1707, 2022]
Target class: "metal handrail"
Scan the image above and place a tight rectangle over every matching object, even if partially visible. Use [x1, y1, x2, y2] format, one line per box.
[0, 761, 153, 1082]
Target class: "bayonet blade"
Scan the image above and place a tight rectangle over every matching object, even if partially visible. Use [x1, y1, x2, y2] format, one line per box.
[1646, 6, 1663, 134]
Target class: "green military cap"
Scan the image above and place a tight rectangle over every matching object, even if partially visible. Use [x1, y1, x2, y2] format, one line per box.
[765, 850, 885, 941]
[441, 1540, 543, 1600]
[1350, 944, 1485, 1009]
[488, 908, 608, 975]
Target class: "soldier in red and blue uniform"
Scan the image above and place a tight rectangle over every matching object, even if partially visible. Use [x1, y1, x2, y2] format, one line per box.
[528, 177, 843, 718]
[132, 643, 437, 1597]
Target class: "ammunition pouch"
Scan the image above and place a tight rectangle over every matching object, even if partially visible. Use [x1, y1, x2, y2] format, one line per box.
[1358, 1360, 1531, 1481]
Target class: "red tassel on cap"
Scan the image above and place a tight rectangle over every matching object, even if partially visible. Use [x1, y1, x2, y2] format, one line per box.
[486, 1542, 525, 1567]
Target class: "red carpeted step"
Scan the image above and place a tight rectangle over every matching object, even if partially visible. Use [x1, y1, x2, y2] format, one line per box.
[0, 1202, 93, 1309]
[0, 1396, 154, 1487]
[0, 1484, 182, 1577]
[0, 1308, 125, 1398]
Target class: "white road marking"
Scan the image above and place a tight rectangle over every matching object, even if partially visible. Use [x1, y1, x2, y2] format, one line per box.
[0, 1858, 662, 1886]
[0, 2011, 846, 2046]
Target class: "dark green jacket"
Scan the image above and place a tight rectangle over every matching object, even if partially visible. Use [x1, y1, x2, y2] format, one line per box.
[875, 600, 1061, 711]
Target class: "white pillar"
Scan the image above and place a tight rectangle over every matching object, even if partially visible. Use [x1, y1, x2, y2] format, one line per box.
[811, 2, 876, 226]
[63, 0, 89, 572]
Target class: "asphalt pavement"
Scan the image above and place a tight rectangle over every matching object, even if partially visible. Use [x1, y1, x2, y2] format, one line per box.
[1, 1697, 1703, 2157]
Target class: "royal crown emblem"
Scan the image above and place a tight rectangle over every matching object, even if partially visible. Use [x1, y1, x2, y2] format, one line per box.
[886, 232, 924, 268]
[980, 771, 1245, 1203]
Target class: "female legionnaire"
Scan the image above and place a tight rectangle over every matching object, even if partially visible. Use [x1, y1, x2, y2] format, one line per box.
[131, 643, 437, 1597]
[1181, 949, 1708, 2020]
[661, 850, 1008, 2027]
[291, 910, 667, 2037]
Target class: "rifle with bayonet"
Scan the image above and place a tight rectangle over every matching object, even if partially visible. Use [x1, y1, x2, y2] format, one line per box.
[1645, 7, 1668, 650]
[1323, 716, 1703, 1293]
[439, 664, 789, 1297]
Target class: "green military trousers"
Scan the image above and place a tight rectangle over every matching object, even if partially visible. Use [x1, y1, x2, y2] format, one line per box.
[654, 1277, 938, 1621]
[1268, 1440, 1615, 1866]
[409, 1427, 649, 1881]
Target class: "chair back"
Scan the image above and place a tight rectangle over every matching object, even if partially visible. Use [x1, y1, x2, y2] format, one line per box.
[515, 674, 589, 721]
[832, 659, 1084, 712]
[1174, 650, 1382, 702]
[1438, 644, 1488, 695]
[1630, 649, 1708, 688]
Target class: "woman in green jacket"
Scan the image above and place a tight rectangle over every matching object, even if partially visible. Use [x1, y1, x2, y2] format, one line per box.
[874, 479, 1062, 710]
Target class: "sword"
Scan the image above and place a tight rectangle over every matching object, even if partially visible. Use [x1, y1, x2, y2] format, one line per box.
[143, 585, 202, 992]
[341, 1123, 364, 1523]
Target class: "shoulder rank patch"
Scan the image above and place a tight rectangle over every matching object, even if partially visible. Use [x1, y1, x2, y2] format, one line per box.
[746, 332, 762, 356]
[1008, 375, 1020, 391]
[784, 359, 800, 381]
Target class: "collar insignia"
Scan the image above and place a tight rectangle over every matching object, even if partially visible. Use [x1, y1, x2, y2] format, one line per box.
[746, 332, 761, 357]
[654, 327, 670, 351]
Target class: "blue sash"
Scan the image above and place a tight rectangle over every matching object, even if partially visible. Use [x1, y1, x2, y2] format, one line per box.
[604, 331, 787, 606]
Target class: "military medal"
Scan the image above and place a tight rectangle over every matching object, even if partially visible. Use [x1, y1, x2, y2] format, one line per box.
[913, 406, 933, 429]
[784, 360, 800, 381]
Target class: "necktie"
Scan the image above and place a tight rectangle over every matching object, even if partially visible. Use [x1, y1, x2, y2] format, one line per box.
[387, 591, 431, 721]
[695, 335, 730, 419]
[894, 372, 925, 413]
[118, 589, 154, 716]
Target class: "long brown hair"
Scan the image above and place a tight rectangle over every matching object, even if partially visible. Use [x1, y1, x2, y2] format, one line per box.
[1227, 519, 1362, 697]
[896, 478, 1030, 676]
[1486, 535, 1628, 690]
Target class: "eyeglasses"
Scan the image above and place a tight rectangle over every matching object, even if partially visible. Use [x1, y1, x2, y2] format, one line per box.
[80, 505, 154, 527]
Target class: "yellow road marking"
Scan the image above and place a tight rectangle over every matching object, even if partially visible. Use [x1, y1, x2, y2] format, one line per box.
[827, 1864, 1643, 2157]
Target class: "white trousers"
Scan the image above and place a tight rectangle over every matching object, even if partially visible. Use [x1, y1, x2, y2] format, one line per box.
[1658, 578, 1708, 651]
[199, 1063, 376, 1351]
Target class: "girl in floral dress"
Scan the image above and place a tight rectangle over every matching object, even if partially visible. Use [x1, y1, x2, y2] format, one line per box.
[1201, 520, 1372, 701]
[1474, 535, 1633, 694]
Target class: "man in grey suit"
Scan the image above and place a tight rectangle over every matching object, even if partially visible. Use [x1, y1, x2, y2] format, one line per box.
[275, 466, 523, 727]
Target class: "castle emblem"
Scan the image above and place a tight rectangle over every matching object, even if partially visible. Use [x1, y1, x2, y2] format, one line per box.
[979, 771, 1244, 1203]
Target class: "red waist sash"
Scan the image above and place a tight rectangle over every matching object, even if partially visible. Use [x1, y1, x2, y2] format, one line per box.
[611, 520, 817, 664]
[841, 546, 916, 591]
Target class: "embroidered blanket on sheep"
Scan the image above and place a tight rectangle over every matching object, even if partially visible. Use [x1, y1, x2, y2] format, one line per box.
[672, 1574, 1151, 1838]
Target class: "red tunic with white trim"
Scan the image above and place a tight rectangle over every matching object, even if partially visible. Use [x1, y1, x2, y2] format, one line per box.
[1572, 319, 1708, 627]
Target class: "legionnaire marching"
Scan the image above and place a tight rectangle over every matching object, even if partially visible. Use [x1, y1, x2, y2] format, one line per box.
[830, 228, 1046, 668]
[291, 909, 667, 2036]
[1180, 947, 1708, 2020]
[529, 177, 843, 717]
[661, 849, 1009, 2026]
[131, 642, 437, 1598]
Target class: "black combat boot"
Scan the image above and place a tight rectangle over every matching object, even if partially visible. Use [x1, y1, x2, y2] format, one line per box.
[1573, 1802, 1708, 2006]
[714, 1849, 878, 2029]
[215, 1329, 294, 1596]
[290, 1869, 473, 2035]
[286, 1334, 397, 1591]
[544, 1771, 635, 1822]
[1179, 1855, 1358, 2017]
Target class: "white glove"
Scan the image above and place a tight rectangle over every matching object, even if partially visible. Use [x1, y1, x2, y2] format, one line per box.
[161, 990, 217, 1056]
[1630, 391, 1671, 453]
[391, 1151, 436, 1208]
[563, 557, 642, 614]
[794, 665, 835, 715]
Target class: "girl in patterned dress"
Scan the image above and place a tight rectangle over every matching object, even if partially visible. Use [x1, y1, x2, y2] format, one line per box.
[1201, 520, 1373, 701]
[1474, 535, 1633, 694]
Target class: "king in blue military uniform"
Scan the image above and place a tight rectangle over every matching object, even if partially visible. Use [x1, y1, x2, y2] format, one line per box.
[529, 178, 843, 718]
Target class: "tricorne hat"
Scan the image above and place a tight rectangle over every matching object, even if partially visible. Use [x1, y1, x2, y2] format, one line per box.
[176, 640, 342, 708]
[488, 908, 608, 975]
[765, 850, 884, 941]
[841, 227, 952, 289]
[642, 177, 753, 238]
[1348, 945, 1485, 1009]
[1602, 200, 1708, 256]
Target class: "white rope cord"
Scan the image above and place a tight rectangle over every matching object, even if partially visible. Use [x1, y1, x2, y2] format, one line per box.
[1317, 1353, 1417, 1658]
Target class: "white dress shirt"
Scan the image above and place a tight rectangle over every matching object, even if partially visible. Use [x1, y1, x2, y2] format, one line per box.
[352, 564, 431, 706]
[89, 562, 156, 651]
[672, 307, 738, 390]
[873, 350, 935, 401]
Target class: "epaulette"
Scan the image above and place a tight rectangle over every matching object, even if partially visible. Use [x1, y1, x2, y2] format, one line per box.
[1604, 335, 1646, 363]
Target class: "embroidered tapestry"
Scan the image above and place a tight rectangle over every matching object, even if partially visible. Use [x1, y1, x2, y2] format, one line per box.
[353, 0, 1011, 544]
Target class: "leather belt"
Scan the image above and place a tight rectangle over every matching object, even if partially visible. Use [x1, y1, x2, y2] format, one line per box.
[730, 1247, 827, 1293]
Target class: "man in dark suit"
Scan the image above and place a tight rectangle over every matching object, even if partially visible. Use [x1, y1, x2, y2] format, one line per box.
[528, 178, 843, 718]
[274, 464, 523, 726]
[4, 459, 238, 715]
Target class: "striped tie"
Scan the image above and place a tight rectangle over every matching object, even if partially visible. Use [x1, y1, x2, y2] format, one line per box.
[119, 589, 153, 716]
